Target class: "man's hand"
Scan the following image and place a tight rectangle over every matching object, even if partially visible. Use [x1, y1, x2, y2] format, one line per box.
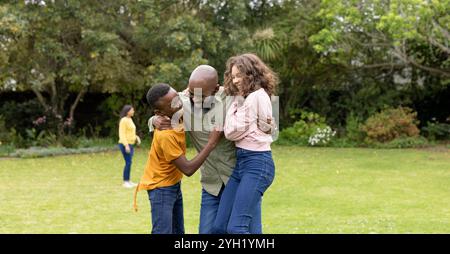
[153, 115, 172, 130]
[258, 117, 276, 134]
[181, 87, 190, 97]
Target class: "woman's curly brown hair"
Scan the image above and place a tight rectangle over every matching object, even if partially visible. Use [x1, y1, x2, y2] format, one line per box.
[224, 53, 278, 97]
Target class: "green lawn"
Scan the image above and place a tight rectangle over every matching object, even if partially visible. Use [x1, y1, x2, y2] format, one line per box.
[1, 146, 450, 233]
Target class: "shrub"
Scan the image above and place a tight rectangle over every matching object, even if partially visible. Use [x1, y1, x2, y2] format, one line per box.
[60, 135, 80, 148]
[0, 143, 15, 157]
[345, 114, 365, 143]
[23, 128, 58, 147]
[7, 128, 28, 148]
[422, 119, 450, 141]
[0, 99, 46, 137]
[0, 115, 10, 144]
[361, 107, 420, 144]
[277, 110, 331, 145]
[308, 126, 336, 146]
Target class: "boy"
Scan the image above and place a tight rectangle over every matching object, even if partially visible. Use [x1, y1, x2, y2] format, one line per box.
[133, 83, 222, 234]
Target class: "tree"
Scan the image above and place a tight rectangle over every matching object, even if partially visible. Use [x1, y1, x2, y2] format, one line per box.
[305, 0, 450, 127]
[309, 0, 450, 79]
[0, 0, 135, 142]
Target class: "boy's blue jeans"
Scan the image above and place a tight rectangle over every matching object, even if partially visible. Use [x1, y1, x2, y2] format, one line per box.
[199, 186, 262, 234]
[213, 148, 275, 234]
[147, 182, 184, 234]
[118, 144, 134, 181]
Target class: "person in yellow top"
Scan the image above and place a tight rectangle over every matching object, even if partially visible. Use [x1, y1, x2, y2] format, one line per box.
[134, 83, 222, 234]
[118, 105, 141, 188]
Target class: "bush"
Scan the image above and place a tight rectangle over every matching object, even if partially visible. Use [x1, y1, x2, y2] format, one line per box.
[0, 115, 10, 144]
[361, 107, 420, 144]
[0, 143, 15, 157]
[345, 114, 365, 143]
[0, 99, 90, 148]
[277, 110, 333, 145]
[7, 128, 28, 148]
[60, 135, 80, 148]
[23, 128, 58, 148]
[308, 126, 336, 146]
[422, 119, 450, 141]
[0, 99, 46, 137]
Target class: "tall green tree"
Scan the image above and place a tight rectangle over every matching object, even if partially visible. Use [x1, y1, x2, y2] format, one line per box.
[309, 0, 450, 79]
[307, 0, 450, 126]
[0, 0, 137, 141]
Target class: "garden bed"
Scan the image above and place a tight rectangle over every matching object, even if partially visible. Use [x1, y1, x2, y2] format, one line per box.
[0, 146, 118, 158]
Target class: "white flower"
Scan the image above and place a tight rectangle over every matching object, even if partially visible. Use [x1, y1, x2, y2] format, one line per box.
[308, 126, 336, 146]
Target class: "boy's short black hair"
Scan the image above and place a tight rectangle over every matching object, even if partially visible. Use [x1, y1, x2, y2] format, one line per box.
[146, 83, 171, 110]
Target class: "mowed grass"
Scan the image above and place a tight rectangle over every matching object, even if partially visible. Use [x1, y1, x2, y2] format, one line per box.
[1, 146, 450, 233]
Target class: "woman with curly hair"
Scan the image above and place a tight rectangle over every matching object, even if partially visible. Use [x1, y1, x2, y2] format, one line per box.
[213, 53, 278, 234]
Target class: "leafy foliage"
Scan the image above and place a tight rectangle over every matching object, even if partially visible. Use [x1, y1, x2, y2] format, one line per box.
[422, 119, 450, 141]
[277, 110, 331, 145]
[1, 0, 450, 148]
[361, 107, 420, 143]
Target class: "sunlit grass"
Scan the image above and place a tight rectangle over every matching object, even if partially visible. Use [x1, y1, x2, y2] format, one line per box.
[1, 146, 449, 233]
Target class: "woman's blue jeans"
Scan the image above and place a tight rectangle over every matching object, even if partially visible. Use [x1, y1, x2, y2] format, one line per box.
[118, 143, 134, 181]
[213, 148, 275, 234]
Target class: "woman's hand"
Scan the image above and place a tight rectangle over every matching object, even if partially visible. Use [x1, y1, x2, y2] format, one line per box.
[125, 144, 131, 154]
[258, 117, 276, 134]
[136, 136, 141, 146]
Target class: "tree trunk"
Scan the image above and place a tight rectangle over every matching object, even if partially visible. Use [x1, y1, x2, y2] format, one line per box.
[30, 74, 88, 145]
[67, 87, 87, 136]
[51, 77, 66, 145]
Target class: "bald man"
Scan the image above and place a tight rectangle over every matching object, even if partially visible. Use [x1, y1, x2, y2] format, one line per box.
[149, 65, 263, 234]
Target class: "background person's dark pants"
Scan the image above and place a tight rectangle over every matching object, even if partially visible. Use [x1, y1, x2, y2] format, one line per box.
[118, 144, 134, 181]
[147, 182, 185, 234]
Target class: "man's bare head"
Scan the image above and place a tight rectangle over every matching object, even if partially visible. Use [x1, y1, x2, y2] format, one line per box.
[188, 65, 219, 100]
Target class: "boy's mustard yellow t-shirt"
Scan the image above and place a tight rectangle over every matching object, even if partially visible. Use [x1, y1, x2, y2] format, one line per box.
[136, 128, 186, 192]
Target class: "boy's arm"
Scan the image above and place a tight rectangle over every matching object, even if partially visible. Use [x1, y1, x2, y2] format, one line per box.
[172, 129, 222, 177]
